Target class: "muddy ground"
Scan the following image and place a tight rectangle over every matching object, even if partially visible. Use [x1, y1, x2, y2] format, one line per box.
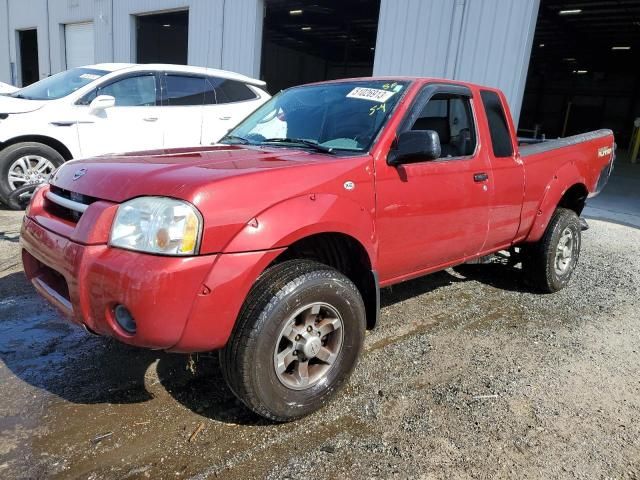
[1, 207, 639, 480]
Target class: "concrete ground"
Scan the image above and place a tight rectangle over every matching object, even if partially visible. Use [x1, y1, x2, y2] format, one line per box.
[584, 152, 640, 228]
[0, 164, 639, 479]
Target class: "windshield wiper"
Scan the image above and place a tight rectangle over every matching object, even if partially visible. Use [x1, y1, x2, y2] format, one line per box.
[220, 134, 252, 145]
[261, 138, 335, 154]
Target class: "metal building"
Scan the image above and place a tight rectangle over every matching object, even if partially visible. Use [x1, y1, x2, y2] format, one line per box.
[0, 0, 539, 121]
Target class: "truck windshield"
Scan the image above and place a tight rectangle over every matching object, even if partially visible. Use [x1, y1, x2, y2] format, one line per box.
[11, 67, 108, 100]
[221, 80, 409, 153]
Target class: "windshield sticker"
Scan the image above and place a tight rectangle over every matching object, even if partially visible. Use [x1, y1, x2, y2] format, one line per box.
[382, 82, 403, 93]
[79, 73, 100, 80]
[369, 103, 387, 116]
[347, 87, 396, 103]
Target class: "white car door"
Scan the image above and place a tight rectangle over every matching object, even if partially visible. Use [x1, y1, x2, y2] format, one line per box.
[76, 73, 164, 157]
[201, 77, 266, 145]
[157, 73, 205, 149]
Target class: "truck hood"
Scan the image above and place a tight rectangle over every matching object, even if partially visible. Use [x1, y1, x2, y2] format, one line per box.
[0, 95, 47, 113]
[50, 145, 355, 203]
[49, 144, 374, 254]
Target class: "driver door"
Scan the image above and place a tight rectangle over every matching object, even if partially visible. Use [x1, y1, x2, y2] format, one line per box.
[76, 72, 164, 157]
[375, 83, 491, 282]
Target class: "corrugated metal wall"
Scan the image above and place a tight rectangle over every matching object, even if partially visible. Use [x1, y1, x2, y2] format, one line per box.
[0, 0, 10, 83]
[6, 0, 51, 85]
[0, 0, 538, 115]
[221, 0, 263, 78]
[0, 0, 264, 85]
[47, 0, 113, 73]
[111, 0, 263, 74]
[374, 0, 540, 122]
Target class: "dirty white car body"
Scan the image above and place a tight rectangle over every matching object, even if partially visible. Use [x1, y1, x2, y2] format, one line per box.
[0, 63, 270, 203]
[0, 81, 19, 95]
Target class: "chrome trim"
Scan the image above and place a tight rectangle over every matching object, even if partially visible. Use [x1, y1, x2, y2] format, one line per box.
[32, 276, 73, 316]
[45, 190, 89, 213]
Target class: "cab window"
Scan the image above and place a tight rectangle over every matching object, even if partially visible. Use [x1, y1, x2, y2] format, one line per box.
[100, 75, 156, 107]
[410, 93, 477, 158]
[163, 75, 216, 106]
[208, 77, 257, 103]
[80, 75, 157, 107]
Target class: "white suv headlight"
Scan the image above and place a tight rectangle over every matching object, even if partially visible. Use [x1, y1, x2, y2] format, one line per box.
[110, 197, 202, 256]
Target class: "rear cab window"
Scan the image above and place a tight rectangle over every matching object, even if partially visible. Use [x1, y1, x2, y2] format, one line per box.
[480, 90, 514, 157]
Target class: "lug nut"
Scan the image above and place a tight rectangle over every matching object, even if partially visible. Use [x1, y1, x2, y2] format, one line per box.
[295, 334, 301, 341]
[307, 326, 313, 332]
[293, 350, 298, 356]
[317, 331, 321, 336]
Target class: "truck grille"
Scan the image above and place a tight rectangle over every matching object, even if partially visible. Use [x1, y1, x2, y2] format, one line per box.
[44, 185, 99, 223]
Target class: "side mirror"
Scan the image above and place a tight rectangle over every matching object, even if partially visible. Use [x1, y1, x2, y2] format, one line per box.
[388, 130, 441, 166]
[89, 95, 115, 114]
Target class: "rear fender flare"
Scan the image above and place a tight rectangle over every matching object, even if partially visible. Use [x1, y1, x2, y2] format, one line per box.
[525, 162, 586, 243]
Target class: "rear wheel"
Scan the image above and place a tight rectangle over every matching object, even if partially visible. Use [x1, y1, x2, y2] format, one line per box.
[522, 207, 582, 293]
[0, 142, 64, 205]
[220, 259, 366, 422]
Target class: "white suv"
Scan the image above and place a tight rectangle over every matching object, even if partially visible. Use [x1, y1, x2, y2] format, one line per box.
[0, 81, 18, 95]
[0, 63, 270, 204]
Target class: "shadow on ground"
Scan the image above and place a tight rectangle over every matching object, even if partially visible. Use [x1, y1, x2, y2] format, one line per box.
[0, 258, 529, 425]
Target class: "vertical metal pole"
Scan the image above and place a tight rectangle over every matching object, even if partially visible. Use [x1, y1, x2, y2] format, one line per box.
[342, 22, 351, 77]
[631, 121, 640, 164]
[561, 101, 572, 137]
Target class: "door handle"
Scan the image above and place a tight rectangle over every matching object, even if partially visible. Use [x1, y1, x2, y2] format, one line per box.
[473, 172, 489, 182]
[143, 117, 158, 122]
[219, 116, 231, 121]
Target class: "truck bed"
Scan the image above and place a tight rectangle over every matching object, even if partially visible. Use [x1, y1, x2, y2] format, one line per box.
[515, 128, 615, 243]
[519, 129, 613, 157]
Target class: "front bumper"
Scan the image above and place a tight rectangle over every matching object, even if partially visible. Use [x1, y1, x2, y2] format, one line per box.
[20, 188, 285, 352]
[21, 215, 216, 349]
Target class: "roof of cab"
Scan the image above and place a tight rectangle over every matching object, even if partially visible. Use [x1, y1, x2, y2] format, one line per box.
[303, 76, 496, 92]
[85, 63, 266, 87]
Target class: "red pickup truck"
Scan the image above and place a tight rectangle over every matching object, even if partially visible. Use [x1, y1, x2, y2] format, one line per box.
[20, 77, 614, 421]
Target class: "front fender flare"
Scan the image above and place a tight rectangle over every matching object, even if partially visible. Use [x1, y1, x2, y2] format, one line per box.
[222, 193, 377, 266]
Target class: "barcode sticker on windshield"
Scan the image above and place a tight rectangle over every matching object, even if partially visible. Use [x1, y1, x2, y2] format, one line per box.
[347, 87, 395, 103]
[79, 73, 100, 80]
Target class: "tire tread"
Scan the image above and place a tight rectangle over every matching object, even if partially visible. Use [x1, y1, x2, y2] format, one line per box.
[220, 259, 363, 421]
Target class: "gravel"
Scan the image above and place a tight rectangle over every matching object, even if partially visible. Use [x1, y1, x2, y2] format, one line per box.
[0, 208, 639, 479]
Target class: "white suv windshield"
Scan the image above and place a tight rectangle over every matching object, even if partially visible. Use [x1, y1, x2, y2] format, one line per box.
[12, 67, 108, 100]
[221, 80, 408, 153]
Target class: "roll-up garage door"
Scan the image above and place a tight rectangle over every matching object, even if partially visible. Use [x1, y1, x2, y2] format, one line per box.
[65, 22, 95, 69]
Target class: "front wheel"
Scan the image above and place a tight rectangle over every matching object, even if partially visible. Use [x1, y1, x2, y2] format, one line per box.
[220, 259, 366, 422]
[522, 207, 582, 293]
[0, 142, 64, 205]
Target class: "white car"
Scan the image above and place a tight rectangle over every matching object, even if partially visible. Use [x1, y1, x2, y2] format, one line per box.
[0, 63, 270, 203]
[0, 81, 19, 95]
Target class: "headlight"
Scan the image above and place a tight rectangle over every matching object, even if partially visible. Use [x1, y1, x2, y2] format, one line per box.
[110, 197, 202, 256]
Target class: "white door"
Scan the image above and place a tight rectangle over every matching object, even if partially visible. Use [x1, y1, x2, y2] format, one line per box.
[201, 77, 264, 145]
[65, 22, 94, 69]
[76, 73, 164, 157]
[157, 73, 205, 149]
